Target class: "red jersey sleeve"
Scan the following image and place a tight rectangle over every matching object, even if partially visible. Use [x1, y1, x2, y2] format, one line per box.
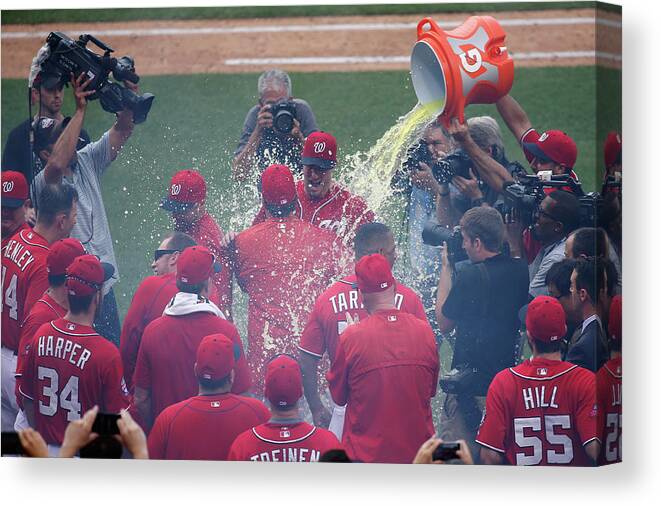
[18, 335, 38, 402]
[147, 410, 169, 460]
[409, 291, 427, 321]
[119, 281, 151, 392]
[475, 372, 509, 454]
[23, 267, 49, 317]
[573, 370, 599, 446]
[132, 331, 153, 391]
[227, 430, 250, 461]
[298, 298, 326, 359]
[102, 349, 130, 413]
[327, 337, 350, 406]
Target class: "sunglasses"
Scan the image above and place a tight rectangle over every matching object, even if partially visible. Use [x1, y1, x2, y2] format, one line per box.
[154, 249, 179, 261]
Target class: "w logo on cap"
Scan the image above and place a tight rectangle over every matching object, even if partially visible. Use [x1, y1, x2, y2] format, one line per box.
[171, 184, 182, 196]
[2, 181, 14, 193]
[539, 132, 549, 142]
[313, 141, 326, 154]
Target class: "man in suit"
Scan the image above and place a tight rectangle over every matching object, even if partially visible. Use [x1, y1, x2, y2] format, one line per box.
[566, 257, 609, 372]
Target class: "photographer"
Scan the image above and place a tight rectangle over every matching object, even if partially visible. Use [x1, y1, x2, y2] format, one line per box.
[232, 69, 318, 182]
[506, 190, 580, 298]
[2, 70, 90, 186]
[434, 207, 529, 461]
[32, 72, 139, 344]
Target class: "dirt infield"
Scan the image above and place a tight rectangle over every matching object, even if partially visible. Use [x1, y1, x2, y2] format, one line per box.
[1, 7, 621, 78]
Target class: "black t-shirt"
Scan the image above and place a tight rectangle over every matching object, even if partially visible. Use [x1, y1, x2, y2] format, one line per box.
[1, 118, 91, 185]
[442, 253, 530, 389]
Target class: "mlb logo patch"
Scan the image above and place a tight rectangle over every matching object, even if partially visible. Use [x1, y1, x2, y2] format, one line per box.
[280, 429, 290, 438]
[388, 315, 397, 322]
[67, 323, 76, 331]
[211, 401, 221, 408]
[537, 368, 548, 376]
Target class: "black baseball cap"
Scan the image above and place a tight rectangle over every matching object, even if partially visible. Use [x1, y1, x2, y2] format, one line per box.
[34, 71, 64, 90]
[33, 116, 70, 153]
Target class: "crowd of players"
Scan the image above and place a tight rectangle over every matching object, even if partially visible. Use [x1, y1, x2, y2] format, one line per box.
[1, 67, 622, 466]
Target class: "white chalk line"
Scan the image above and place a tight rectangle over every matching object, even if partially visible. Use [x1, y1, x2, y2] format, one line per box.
[1, 16, 622, 40]
[224, 51, 622, 66]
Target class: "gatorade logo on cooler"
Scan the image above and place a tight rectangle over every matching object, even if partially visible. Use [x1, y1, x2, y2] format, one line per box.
[459, 47, 483, 73]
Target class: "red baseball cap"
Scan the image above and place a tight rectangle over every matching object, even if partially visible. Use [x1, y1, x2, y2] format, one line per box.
[302, 131, 337, 170]
[604, 131, 622, 168]
[47, 238, 86, 277]
[2, 171, 29, 208]
[355, 253, 396, 294]
[523, 130, 577, 168]
[195, 334, 236, 381]
[65, 254, 115, 297]
[161, 170, 207, 213]
[261, 164, 297, 206]
[176, 246, 222, 285]
[608, 294, 622, 342]
[264, 355, 303, 408]
[526, 295, 567, 343]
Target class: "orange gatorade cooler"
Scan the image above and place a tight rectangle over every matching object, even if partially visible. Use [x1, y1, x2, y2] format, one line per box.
[410, 16, 514, 127]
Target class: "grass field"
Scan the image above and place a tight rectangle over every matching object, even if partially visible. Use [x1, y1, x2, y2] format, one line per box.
[1, 65, 621, 321]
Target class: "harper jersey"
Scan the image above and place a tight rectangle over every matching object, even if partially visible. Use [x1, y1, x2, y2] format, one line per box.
[19, 318, 129, 445]
[148, 393, 270, 461]
[327, 308, 439, 464]
[253, 181, 375, 244]
[15, 292, 67, 408]
[233, 215, 346, 393]
[299, 274, 426, 363]
[180, 212, 233, 318]
[133, 311, 251, 423]
[1, 228, 50, 351]
[119, 272, 221, 392]
[596, 356, 622, 464]
[476, 357, 599, 466]
[228, 419, 341, 462]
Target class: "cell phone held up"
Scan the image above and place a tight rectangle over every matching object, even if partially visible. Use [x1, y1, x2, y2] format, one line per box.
[432, 442, 461, 461]
[91, 413, 121, 435]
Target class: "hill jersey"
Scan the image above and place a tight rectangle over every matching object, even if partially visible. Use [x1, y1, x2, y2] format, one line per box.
[476, 357, 599, 466]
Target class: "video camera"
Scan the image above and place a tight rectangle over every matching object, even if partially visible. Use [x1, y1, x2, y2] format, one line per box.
[39, 32, 155, 123]
[498, 172, 585, 227]
[403, 141, 473, 185]
[269, 100, 297, 134]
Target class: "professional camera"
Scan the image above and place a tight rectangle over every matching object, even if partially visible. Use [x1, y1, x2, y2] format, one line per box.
[39, 32, 154, 123]
[270, 100, 297, 134]
[498, 172, 584, 226]
[403, 141, 472, 185]
[421, 222, 467, 263]
[578, 192, 605, 228]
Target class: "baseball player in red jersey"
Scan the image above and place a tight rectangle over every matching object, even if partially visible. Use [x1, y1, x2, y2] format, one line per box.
[19, 255, 129, 455]
[229, 355, 340, 462]
[148, 334, 270, 460]
[233, 164, 347, 394]
[477, 296, 600, 466]
[1, 183, 78, 431]
[160, 169, 233, 317]
[597, 294, 622, 464]
[133, 246, 251, 430]
[13, 238, 85, 429]
[299, 222, 426, 433]
[327, 254, 439, 464]
[1, 171, 31, 250]
[252, 132, 375, 244]
[119, 231, 218, 392]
